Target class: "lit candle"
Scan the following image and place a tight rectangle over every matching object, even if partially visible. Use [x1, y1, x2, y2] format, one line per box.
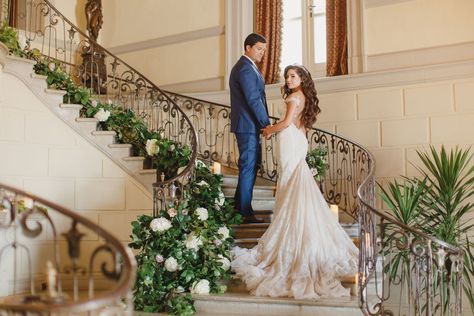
[213, 162, 221, 175]
[365, 232, 372, 256]
[329, 204, 339, 221]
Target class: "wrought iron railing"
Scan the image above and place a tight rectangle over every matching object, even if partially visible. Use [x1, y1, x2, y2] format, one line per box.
[1, 0, 198, 206]
[167, 91, 370, 220]
[0, 183, 136, 314]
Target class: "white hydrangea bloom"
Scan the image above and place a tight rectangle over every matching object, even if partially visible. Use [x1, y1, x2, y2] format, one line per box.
[190, 279, 210, 295]
[195, 207, 208, 221]
[217, 226, 230, 240]
[150, 217, 172, 232]
[185, 233, 203, 251]
[94, 108, 111, 122]
[146, 139, 159, 156]
[217, 254, 231, 271]
[164, 257, 179, 272]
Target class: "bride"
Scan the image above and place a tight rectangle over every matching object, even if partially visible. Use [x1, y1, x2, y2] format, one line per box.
[231, 65, 359, 299]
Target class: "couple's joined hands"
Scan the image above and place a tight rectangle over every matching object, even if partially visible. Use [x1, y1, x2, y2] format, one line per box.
[261, 124, 273, 140]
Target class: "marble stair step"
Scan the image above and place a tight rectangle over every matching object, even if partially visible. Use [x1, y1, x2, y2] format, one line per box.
[233, 227, 268, 239]
[222, 174, 275, 187]
[224, 277, 357, 295]
[250, 197, 275, 211]
[222, 185, 275, 198]
[193, 292, 363, 316]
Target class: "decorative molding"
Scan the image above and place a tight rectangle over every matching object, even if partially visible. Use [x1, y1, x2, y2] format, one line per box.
[364, 0, 415, 9]
[161, 77, 224, 94]
[347, 0, 365, 74]
[188, 59, 474, 103]
[107, 26, 225, 55]
[366, 41, 474, 72]
[224, 0, 254, 89]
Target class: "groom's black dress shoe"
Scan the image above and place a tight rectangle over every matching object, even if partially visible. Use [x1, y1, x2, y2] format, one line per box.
[242, 215, 264, 224]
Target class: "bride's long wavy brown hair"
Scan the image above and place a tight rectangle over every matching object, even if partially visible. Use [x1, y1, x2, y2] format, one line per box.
[281, 65, 321, 130]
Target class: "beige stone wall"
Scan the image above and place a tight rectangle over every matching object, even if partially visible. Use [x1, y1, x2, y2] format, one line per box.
[99, 0, 226, 87]
[0, 69, 152, 295]
[100, 0, 224, 48]
[265, 76, 474, 204]
[365, 0, 474, 55]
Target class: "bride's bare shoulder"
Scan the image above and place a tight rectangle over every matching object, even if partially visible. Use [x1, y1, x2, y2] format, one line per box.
[285, 92, 303, 105]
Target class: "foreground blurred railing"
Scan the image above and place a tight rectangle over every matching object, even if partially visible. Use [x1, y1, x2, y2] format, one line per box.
[1, 0, 198, 205]
[0, 183, 136, 314]
[357, 165, 464, 316]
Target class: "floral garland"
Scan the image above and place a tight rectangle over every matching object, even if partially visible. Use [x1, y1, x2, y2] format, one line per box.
[306, 147, 328, 182]
[129, 161, 241, 315]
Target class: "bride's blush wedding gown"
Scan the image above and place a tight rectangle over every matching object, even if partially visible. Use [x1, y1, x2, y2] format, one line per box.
[231, 97, 359, 299]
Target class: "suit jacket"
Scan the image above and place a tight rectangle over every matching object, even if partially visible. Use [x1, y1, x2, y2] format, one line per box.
[229, 56, 270, 134]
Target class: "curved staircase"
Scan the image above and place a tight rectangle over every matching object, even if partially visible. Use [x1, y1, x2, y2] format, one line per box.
[4, 55, 159, 192]
[0, 0, 467, 315]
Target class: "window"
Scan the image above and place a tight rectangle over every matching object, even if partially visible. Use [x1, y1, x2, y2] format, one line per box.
[280, 0, 327, 78]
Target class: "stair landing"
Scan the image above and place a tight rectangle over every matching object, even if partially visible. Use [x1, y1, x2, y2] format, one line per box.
[192, 292, 362, 316]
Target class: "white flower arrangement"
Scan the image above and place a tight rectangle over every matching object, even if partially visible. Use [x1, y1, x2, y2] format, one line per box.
[94, 108, 111, 122]
[150, 217, 172, 232]
[48, 62, 56, 72]
[196, 180, 209, 187]
[190, 279, 210, 295]
[217, 254, 231, 271]
[217, 226, 230, 240]
[185, 233, 203, 251]
[164, 257, 179, 272]
[167, 208, 177, 218]
[195, 159, 207, 169]
[215, 191, 225, 207]
[146, 139, 159, 156]
[195, 207, 209, 221]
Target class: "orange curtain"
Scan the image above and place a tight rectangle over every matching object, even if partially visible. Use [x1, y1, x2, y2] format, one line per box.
[326, 0, 347, 76]
[254, 0, 283, 84]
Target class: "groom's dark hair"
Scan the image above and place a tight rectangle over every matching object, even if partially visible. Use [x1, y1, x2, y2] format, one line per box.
[244, 33, 267, 49]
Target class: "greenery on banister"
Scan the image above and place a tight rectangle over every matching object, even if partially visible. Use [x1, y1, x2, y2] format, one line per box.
[130, 162, 241, 315]
[0, 23, 191, 177]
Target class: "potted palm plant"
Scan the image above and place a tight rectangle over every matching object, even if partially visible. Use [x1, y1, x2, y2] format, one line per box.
[379, 146, 474, 314]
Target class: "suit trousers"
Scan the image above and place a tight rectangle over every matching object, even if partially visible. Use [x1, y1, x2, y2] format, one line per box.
[234, 133, 261, 217]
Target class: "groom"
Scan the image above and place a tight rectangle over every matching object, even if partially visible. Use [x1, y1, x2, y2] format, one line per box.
[229, 33, 270, 224]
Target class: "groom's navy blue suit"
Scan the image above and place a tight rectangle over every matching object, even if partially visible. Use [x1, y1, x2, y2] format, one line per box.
[230, 56, 270, 217]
